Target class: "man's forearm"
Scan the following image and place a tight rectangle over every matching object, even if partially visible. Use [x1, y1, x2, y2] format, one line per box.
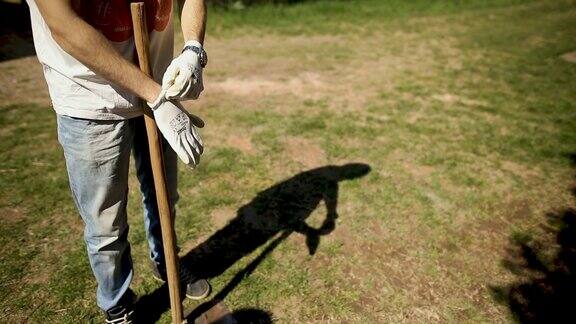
[36, 0, 160, 103]
[53, 21, 160, 103]
[179, 0, 207, 44]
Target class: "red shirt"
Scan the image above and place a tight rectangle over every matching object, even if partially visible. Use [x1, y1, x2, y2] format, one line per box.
[73, 0, 172, 42]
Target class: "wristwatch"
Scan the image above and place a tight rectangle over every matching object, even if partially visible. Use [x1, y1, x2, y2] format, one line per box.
[182, 44, 208, 68]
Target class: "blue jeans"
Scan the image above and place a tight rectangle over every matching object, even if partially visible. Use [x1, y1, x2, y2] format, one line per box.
[56, 114, 179, 311]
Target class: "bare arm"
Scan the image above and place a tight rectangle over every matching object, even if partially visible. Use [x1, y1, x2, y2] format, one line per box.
[35, 0, 160, 103]
[178, 0, 207, 44]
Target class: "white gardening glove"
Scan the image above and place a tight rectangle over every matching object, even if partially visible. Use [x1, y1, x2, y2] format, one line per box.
[162, 40, 206, 101]
[148, 93, 204, 168]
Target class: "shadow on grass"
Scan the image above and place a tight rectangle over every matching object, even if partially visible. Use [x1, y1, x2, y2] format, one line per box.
[135, 163, 371, 323]
[492, 154, 576, 323]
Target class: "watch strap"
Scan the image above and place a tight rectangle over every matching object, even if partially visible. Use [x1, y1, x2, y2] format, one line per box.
[182, 45, 207, 68]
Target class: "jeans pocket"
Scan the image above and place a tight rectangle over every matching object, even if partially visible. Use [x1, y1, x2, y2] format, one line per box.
[57, 115, 128, 164]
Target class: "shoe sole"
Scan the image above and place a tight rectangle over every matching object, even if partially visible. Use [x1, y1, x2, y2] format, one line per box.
[152, 274, 211, 300]
[185, 284, 211, 301]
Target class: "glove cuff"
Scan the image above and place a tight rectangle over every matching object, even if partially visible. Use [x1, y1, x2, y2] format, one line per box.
[183, 40, 202, 51]
[147, 88, 167, 111]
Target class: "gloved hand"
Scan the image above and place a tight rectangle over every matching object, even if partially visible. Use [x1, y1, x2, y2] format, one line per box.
[162, 40, 206, 101]
[148, 94, 204, 168]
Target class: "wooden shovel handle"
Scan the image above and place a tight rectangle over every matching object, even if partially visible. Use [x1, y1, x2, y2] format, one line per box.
[130, 3, 184, 323]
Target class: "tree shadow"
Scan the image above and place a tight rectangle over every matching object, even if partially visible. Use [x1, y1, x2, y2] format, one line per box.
[135, 163, 371, 323]
[491, 154, 576, 323]
[0, 1, 35, 62]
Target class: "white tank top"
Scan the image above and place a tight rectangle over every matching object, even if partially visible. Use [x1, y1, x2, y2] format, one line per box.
[27, 0, 175, 120]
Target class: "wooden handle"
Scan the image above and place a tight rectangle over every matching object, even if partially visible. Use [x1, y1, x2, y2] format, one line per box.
[130, 3, 184, 323]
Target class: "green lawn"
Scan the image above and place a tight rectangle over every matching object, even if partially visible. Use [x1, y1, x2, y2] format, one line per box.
[1, 0, 576, 322]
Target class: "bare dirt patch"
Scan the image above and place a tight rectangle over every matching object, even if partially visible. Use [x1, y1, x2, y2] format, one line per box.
[226, 134, 256, 154]
[210, 206, 237, 229]
[403, 160, 436, 178]
[0, 206, 25, 223]
[211, 72, 325, 97]
[432, 93, 490, 107]
[501, 160, 541, 180]
[560, 51, 576, 63]
[283, 136, 326, 169]
[204, 123, 257, 155]
[0, 56, 50, 106]
[271, 295, 302, 322]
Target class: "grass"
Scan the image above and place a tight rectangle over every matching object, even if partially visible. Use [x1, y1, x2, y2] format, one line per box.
[1, 0, 576, 322]
[207, 0, 532, 36]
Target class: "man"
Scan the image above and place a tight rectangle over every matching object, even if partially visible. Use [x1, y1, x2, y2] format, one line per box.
[26, 0, 210, 322]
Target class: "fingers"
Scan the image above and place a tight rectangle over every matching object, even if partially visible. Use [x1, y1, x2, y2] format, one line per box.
[162, 64, 178, 89]
[182, 132, 199, 168]
[163, 72, 203, 100]
[188, 113, 205, 128]
[172, 67, 192, 93]
[175, 111, 200, 167]
[165, 82, 184, 99]
[174, 102, 204, 156]
[153, 100, 204, 168]
[174, 136, 191, 166]
[165, 75, 193, 99]
[190, 125, 204, 154]
[179, 78, 194, 98]
[164, 73, 203, 100]
[163, 62, 191, 98]
[182, 134, 197, 168]
[186, 131, 202, 162]
[163, 50, 204, 100]
[190, 70, 203, 99]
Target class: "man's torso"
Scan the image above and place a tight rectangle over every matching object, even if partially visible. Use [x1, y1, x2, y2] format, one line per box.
[27, 0, 175, 120]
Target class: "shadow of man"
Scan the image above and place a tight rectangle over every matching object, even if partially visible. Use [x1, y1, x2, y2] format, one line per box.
[135, 163, 371, 323]
[182, 162, 371, 279]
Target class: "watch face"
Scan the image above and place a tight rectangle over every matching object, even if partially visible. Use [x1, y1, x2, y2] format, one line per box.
[200, 51, 207, 67]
